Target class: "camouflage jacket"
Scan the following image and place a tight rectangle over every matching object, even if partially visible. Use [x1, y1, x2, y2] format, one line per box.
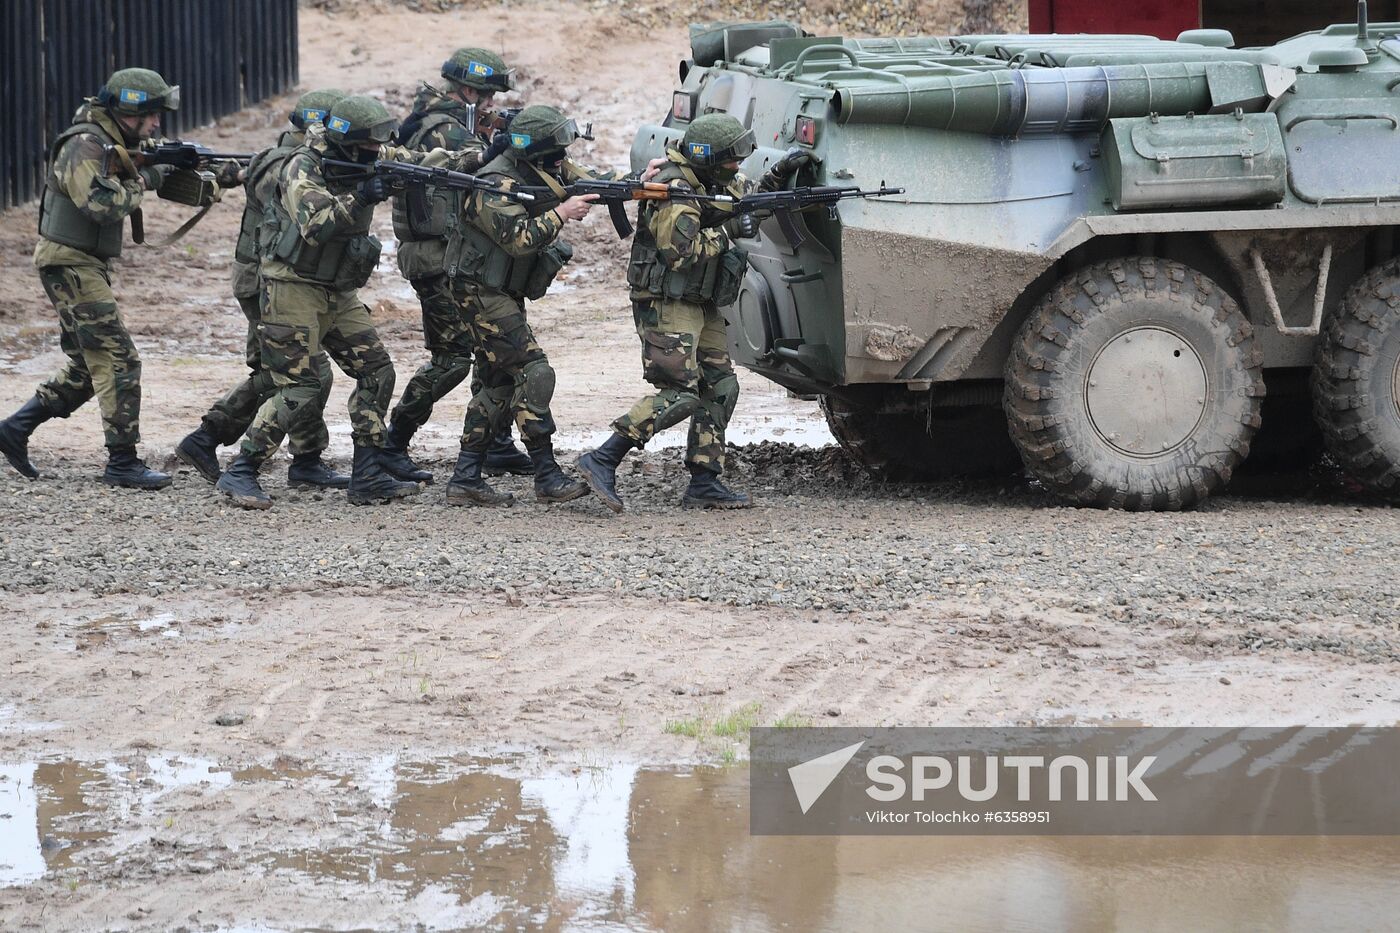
[627, 148, 765, 302]
[393, 85, 488, 280]
[465, 153, 623, 261]
[33, 103, 145, 269]
[262, 123, 474, 285]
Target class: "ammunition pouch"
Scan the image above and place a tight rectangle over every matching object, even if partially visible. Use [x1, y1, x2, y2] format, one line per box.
[392, 184, 460, 242]
[712, 246, 749, 308]
[266, 215, 381, 290]
[628, 244, 747, 306]
[522, 240, 573, 300]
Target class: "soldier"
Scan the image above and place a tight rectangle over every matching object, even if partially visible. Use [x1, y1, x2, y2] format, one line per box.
[214, 95, 470, 509]
[384, 47, 533, 483]
[577, 113, 811, 511]
[174, 89, 348, 490]
[440, 104, 615, 507]
[0, 68, 181, 488]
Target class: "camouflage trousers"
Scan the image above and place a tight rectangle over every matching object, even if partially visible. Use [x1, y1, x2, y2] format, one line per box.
[388, 273, 483, 433]
[454, 281, 554, 453]
[35, 264, 141, 448]
[199, 291, 333, 455]
[613, 297, 738, 474]
[240, 280, 394, 460]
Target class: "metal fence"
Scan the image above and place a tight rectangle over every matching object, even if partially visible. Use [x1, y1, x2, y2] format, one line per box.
[1, 0, 298, 209]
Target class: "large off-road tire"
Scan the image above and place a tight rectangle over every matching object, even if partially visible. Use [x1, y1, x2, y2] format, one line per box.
[1312, 257, 1400, 496]
[1004, 257, 1264, 510]
[820, 396, 1021, 480]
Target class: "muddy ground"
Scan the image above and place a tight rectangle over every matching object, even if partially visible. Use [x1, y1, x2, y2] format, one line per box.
[2, 3, 1399, 930]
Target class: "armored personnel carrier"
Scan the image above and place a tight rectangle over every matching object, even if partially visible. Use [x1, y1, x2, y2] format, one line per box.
[631, 4, 1400, 509]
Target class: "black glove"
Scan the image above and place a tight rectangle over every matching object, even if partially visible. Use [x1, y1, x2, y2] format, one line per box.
[728, 212, 759, 239]
[482, 131, 511, 164]
[355, 175, 391, 205]
[214, 160, 244, 189]
[769, 146, 818, 182]
[137, 163, 174, 192]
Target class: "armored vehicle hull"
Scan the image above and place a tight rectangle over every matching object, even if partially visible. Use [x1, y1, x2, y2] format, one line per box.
[632, 9, 1400, 508]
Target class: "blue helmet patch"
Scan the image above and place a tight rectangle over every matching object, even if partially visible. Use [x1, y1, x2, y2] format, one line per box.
[326, 115, 351, 134]
[120, 88, 148, 104]
[687, 142, 712, 159]
[510, 132, 532, 149]
[301, 108, 328, 124]
[468, 61, 494, 77]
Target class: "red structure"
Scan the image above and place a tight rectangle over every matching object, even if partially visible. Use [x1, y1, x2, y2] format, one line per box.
[1027, 0, 1199, 38]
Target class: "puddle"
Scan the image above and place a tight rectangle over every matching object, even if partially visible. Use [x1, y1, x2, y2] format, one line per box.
[3, 753, 1399, 929]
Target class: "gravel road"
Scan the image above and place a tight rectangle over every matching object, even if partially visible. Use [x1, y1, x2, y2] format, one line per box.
[4, 443, 1396, 661]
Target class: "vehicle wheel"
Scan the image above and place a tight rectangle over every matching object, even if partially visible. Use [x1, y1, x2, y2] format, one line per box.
[1003, 257, 1264, 510]
[1312, 257, 1400, 496]
[820, 396, 1021, 480]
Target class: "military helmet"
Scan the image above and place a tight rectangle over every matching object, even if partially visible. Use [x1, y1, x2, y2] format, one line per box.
[290, 88, 346, 130]
[98, 67, 179, 115]
[508, 105, 582, 159]
[323, 95, 398, 145]
[441, 48, 513, 93]
[681, 113, 756, 168]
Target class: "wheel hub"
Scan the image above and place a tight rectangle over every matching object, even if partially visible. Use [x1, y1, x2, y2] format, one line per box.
[1392, 353, 1400, 422]
[1085, 327, 1208, 457]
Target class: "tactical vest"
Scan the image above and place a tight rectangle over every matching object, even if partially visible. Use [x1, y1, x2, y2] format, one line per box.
[37, 121, 127, 260]
[260, 148, 381, 291]
[391, 108, 474, 243]
[627, 159, 748, 306]
[233, 130, 302, 265]
[448, 153, 572, 301]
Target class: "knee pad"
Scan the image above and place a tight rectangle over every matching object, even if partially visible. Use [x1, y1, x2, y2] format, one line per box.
[520, 357, 556, 412]
[702, 372, 740, 427]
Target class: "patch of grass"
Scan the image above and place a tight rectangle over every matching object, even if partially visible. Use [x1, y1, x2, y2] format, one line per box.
[664, 717, 705, 738]
[772, 713, 813, 729]
[719, 746, 738, 765]
[712, 702, 762, 738]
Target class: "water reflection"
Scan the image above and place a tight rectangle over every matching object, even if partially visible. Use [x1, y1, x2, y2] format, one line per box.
[3, 754, 1400, 931]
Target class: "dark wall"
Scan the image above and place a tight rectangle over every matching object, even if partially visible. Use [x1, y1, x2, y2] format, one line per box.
[1205, 0, 1400, 46]
[1, 0, 298, 209]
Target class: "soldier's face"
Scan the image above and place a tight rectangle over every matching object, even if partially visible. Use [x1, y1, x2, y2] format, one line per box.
[117, 112, 162, 141]
[461, 87, 495, 113]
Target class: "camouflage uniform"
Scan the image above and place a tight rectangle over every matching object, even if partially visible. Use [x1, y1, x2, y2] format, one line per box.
[197, 129, 333, 455]
[389, 85, 486, 435]
[453, 154, 620, 453]
[30, 103, 151, 449]
[240, 125, 464, 462]
[613, 147, 753, 474]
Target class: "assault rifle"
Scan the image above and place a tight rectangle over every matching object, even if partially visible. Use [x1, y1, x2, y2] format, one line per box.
[513, 178, 736, 238]
[323, 158, 536, 227]
[730, 185, 905, 249]
[478, 106, 523, 135]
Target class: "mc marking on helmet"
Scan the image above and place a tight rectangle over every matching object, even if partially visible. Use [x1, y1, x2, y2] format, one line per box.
[688, 142, 712, 159]
[469, 61, 494, 77]
[121, 88, 148, 104]
[327, 116, 351, 135]
[510, 133, 532, 149]
[301, 108, 328, 124]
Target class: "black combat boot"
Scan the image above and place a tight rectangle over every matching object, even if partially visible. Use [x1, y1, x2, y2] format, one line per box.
[101, 445, 172, 490]
[483, 428, 535, 476]
[445, 447, 514, 507]
[175, 425, 223, 483]
[576, 432, 634, 514]
[0, 396, 54, 479]
[216, 453, 271, 510]
[287, 451, 350, 489]
[528, 442, 589, 503]
[681, 464, 752, 510]
[348, 445, 421, 505]
[380, 420, 433, 483]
